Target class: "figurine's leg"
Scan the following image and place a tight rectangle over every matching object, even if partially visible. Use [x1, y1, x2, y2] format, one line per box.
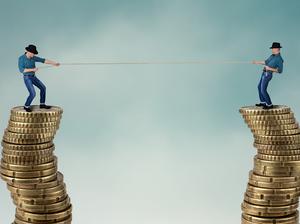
[23, 76, 36, 108]
[31, 76, 46, 105]
[260, 73, 273, 106]
[257, 73, 266, 104]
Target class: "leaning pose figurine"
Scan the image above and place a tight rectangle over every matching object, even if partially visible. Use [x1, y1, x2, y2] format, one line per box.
[18, 44, 60, 112]
[252, 42, 284, 110]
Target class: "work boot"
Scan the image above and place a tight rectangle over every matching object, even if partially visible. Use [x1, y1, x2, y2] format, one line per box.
[263, 104, 274, 110]
[255, 103, 265, 107]
[23, 106, 32, 112]
[40, 104, 52, 109]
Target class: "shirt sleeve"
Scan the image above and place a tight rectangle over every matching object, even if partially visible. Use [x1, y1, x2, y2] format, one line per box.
[276, 58, 283, 73]
[33, 56, 46, 63]
[18, 57, 25, 73]
[264, 55, 271, 65]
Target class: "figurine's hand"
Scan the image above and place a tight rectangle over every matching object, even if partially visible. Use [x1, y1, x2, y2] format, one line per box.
[54, 62, 60, 67]
[252, 60, 260, 65]
[264, 65, 271, 71]
[33, 67, 38, 72]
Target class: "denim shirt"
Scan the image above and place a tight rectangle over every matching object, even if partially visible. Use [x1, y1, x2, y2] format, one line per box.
[18, 53, 46, 76]
[264, 53, 284, 74]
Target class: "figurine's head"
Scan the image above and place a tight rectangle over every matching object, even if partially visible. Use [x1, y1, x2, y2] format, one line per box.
[270, 42, 282, 54]
[25, 44, 38, 58]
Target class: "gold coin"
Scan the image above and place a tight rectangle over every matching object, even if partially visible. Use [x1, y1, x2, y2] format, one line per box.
[257, 153, 300, 161]
[251, 129, 300, 136]
[12, 188, 66, 200]
[239, 105, 291, 115]
[3, 136, 54, 145]
[1, 172, 57, 185]
[14, 214, 72, 224]
[1, 141, 54, 151]
[254, 134, 300, 142]
[16, 204, 72, 221]
[253, 142, 300, 151]
[12, 191, 68, 206]
[4, 130, 56, 139]
[254, 156, 300, 167]
[241, 200, 298, 217]
[248, 178, 300, 189]
[246, 118, 296, 126]
[8, 120, 60, 129]
[3, 146, 55, 157]
[7, 171, 63, 190]
[16, 196, 71, 214]
[9, 115, 61, 123]
[1, 166, 57, 178]
[246, 184, 300, 195]
[257, 149, 300, 156]
[10, 105, 63, 118]
[242, 211, 299, 224]
[255, 140, 300, 145]
[9, 182, 65, 197]
[243, 113, 295, 121]
[249, 170, 300, 182]
[2, 153, 53, 165]
[245, 190, 299, 201]
[0, 157, 57, 172]
[244, 193, 298, 206]
[7, 126, 58, 134]
[248, 123, 299, 131]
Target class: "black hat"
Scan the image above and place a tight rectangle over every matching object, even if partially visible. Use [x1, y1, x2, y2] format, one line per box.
[25, 44, 38, 54]
[270, 42, 282, 49]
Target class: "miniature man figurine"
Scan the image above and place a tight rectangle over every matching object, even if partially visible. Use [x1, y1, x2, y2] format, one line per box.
[18, 44, 60, 112]
[252, 42, 284, 110]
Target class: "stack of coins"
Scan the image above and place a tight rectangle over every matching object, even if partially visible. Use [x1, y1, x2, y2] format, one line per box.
[0, 105, 72, 224]
[239, 105, 300, 224]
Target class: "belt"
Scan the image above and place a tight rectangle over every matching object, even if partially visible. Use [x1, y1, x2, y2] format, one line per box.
[263, 70, 272, 74]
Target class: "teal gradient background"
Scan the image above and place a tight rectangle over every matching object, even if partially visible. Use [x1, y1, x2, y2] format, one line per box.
[0, 0, 299, 223]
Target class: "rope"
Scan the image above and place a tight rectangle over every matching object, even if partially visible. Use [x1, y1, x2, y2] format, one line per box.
[38, 60, 252, 69]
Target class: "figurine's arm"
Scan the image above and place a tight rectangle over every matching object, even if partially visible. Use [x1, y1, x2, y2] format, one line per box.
[252, 60, 265, 65]
[44, 59, 60, 67]
[264, 66, 279, 73]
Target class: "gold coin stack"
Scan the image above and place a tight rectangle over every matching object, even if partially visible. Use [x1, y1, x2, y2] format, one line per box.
[239, 105, 300, 224]
[0, 105, 72, 224]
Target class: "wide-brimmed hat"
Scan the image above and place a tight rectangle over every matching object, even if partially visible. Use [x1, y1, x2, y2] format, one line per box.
[25, 44, 38, 54]
[270, 42, 282, 49]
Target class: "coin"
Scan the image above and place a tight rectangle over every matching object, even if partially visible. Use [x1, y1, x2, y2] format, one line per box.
[251, 129, 300, 136]
[248, 122, 299, 131]
[1, 141, 54, 151]
[10, 105, 63, 118]
[239, 105, 291, 115]
[8, 120, 60, 129]
[242, 211, 298, 224]
[9, 115, 61, 123]
[16, 204, 72, 221]
[7, 126, 58, 134]
[0, 105, 71, 223]
[1, 157, 57, 172]
[244, 193, 298, 206]
[246, 118, 296, 125]
[257, 153, 300, 161]
[241, 200, 298, 217]
[243, 113, 295, 121]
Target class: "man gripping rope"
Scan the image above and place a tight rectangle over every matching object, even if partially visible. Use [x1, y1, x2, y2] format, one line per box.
[18, 44, 60, 112]
[252, 42, 284, 110]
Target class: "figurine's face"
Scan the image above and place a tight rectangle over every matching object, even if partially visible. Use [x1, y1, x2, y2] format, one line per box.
[25, 51, 35, 58]
[272, 48, 280, 54]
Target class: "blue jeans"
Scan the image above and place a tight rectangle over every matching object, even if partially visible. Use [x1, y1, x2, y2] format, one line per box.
[257, 71, 273, 106]
[23, 75, 46, 107]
